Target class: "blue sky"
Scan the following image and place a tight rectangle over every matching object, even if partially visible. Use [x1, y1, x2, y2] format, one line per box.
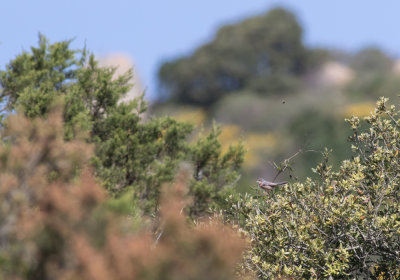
[1, 1, 399, 99]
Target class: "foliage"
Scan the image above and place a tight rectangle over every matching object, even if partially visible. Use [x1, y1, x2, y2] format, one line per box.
[0, 34, 77, 118]
[158, 7, 325, 106]
[189, 124, 244, 216]
[346, 47, 396, 101]
[213, 93, 281, 131]
[212, 89, 356, 180]
[0, 111, 249, 280]
[350, 47, 393, 75]
[0, 35, 245, 217]
[346, 73, 400, 102]
[286, 108, 352, 178]
[226, 98, 400, 278]
[0, 33, 132, 138]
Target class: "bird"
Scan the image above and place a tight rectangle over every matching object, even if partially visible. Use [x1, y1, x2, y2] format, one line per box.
[256, 178, 288, 191]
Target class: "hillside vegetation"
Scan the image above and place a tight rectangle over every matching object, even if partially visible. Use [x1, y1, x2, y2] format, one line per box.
[155, 7, 400, 188]
[1, 7, 400, 280]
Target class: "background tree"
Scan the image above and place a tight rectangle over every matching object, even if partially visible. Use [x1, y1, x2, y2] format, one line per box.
[347, 47, 398, 101]
[350, 47, 393, 74]
[158, 7, 324, 107]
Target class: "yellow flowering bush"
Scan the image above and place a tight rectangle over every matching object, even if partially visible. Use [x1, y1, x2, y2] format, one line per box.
[228, 97, 400, 279]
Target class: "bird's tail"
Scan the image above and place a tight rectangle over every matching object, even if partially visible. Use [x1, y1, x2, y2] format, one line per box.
[275, 181, 288, 185]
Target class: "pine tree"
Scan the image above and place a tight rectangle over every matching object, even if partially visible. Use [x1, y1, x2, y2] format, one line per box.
[0, 35, 245, 216]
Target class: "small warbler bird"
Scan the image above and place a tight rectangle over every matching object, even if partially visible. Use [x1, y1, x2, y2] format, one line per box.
[256, 178, 288, 191]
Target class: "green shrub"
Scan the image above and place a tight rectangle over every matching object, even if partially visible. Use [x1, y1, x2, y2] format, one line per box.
[227, 97, 400, 279]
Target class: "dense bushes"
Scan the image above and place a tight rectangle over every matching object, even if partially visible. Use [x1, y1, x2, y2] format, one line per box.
[3, 34, 400, 280]
[226, 97, 400, 278]
[0, 111, 248, 279]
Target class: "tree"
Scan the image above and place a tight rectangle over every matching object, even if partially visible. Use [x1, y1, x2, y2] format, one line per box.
[226, 97, 400, 278]
[0, 35, 245, 216]
[351, 47, 393, 74]
[158, 7, 323, 107]
[347, 47, 396, 101]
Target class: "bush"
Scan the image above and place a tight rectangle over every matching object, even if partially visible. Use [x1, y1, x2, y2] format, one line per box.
[227, 97, 400, 279]
[0, 111, 250, 280]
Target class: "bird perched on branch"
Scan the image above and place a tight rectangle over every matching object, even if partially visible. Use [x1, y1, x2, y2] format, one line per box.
[256, 178, 288, 191]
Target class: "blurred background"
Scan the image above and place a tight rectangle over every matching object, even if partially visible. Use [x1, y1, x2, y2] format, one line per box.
[2, 0, 400, 190]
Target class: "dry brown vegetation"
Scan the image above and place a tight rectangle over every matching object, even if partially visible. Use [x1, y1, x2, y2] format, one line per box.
[0, 110, 249, 280]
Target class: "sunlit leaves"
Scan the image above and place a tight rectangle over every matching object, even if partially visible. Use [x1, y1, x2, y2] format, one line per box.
[229, 98, 400, 278]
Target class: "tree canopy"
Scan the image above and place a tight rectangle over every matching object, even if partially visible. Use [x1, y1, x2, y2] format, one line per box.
[158, 8, 323, 107]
